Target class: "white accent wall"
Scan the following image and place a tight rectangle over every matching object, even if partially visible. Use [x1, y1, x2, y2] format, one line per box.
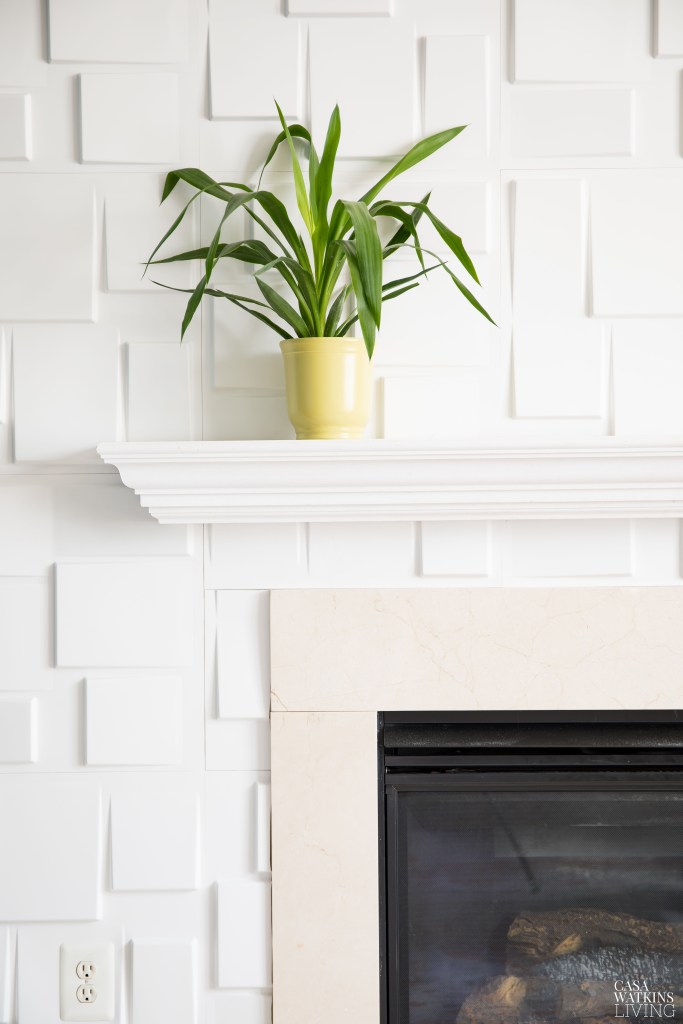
[1, 1, 683, 1022]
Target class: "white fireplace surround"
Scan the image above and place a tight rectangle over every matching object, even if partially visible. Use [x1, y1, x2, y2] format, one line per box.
[99, 440, 683, 1024]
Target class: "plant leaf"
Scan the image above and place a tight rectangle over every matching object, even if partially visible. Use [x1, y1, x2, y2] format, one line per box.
[336, 240, 376, 357]
[386, 200, 480, 283]
[360, 125, 467, 206]
[275, 101, 314, 236]
[341, 200, 383, 327]
[338, 282, 420, 336]
[257, 123, 313, 189]
[152, 279, 292, 339]
[324, 284, 350, 335]
[255, 276, 309, 337]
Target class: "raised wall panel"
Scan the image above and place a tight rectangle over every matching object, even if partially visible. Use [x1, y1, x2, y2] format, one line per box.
[0, 0, 46, 87]
[216, 591, 270, 720]
[308, 522, 415, 582]
[0, 177, 94, 321]
[513, 179, 585, 317]
[0, 95, 31, 160]
[132, 940, 197, 1024]
[0, 929, 11, 1024]
[310, 22, 414, 158]
[382, 375, 480, 439]
[86, 676, 183, 765]
[128, 344, 192, 441]
[13, 325, 118, 461]
[613, 321, 683, 435]
[209, 3, 300, 119]
[204, 772, 265, 878]
[287, 0, 391, 12]
[0, 486, 53, 575]
[391, 180, 490, 256]
[211, 294, 285, 392]
[0, 579, 52, 691]
[79, 73, 180, 164]
[420, 521, 491, 577]
[592, 174, 683, 316]
[207, 524, 307, 588]
[0, 699, 36, 763]
[217, 879, 271, 988]
[0, 778, 101, 920]
[514, 0, 647, 82]
[513, 320, 605, 419]
[255, 781, 271, 875]
[55, 559, 193, 667]
[511, 89, 633, 157]
[48, 0, 188, 62]
[111, 781, 200, 890]
[501, 520, 632, 579]
[657, 0, 683, 55]
[424, 36, 489, 165]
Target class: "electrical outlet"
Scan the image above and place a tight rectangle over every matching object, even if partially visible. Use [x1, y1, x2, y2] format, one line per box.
[59, 944, 115, 1022]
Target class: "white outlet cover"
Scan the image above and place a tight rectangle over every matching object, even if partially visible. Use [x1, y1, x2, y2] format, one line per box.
[59, 944, 115, 1022]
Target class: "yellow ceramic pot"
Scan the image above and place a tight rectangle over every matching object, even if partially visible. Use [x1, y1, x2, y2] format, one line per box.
[280, 337, 371, 440]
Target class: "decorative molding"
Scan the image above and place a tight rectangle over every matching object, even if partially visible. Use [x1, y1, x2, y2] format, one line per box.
[97, 441, 683, 524]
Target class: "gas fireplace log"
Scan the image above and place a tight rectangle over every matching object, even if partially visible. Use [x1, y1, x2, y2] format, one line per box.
[456, 975, 558, 1024]
[557, 981, 627, 1019]
[507, 910, 683, 972]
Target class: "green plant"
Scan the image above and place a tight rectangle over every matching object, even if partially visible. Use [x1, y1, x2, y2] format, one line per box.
[146, 103, 494, 358]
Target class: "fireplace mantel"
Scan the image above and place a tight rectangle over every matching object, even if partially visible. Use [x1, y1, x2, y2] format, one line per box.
[97, 440, 683, 524]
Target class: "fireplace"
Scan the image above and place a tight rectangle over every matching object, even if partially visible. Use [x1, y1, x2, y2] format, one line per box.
[379, 711, 683, 1024]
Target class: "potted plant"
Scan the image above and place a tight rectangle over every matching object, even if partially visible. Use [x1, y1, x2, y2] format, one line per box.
[146, 103, 494, 439]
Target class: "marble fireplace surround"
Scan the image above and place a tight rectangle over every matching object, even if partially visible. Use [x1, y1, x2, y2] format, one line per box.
[269, 586, 683, 1024]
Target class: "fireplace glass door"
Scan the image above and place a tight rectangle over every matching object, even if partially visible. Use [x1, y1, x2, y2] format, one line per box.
[380, 713, 683, 1024]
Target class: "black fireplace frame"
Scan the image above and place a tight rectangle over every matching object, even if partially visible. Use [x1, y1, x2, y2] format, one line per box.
[377, 709, 683, 1024]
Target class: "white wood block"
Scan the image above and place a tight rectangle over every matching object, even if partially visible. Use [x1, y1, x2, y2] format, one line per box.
[80, 73, 179, 163]
[513, 179, 585, 317]
[613, 321, 683, 435]
[209, 3, 300, 119]
[310, 21, 414, 157]
[0, 94, 31, 160]
[513, 319, 605, 418]
[287, 0, 391, 12]
[657, 0, 683, 55]
[48, 0, 188, 62]
[0, 699, 36, 764]
[111, 782, 200, 890]
[128, 344, 191, 441]
[55, 559, 193, 668]
[0, 0, 45, 87]
[382, 374, 480, 439]
[514, 0, 648, 82]
[200, 120, 285, 181]
[425, 36, 489, 165]
[632, 520, 680, 581]
[132, 940, 197, 1024]
[217, 879, 271, 988]
[255, 781, 271, 875]
[209, 993, 271, 1024]
[308, 522, 414, 582]
[0, 929, 11, 1024]
[0, 177, 94, 321]
[105, 175, 196, 292]
[420, 521, 490, 577]
[0, 486, 53, 574]
[207, 524, 307, 588]
[0, 579, 52, 691]
[204, 772, 267, 879]
[203, 391, 292, 441]
[512, 89, 633, 157]
[389, 180, 490, 256]
[211, 295, 284, 392]
[216, 591, 270, 720]
[206, 720, 270, 771]
[0, 778, 101, 920]
[501, 520, 632, 579]
[592, 174, 683, 316]
[13, 325, 118, 461]
[86, 676, 182, 765]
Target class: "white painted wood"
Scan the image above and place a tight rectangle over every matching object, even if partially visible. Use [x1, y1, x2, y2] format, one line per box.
[0, 778, 101, 920]
[657, 0, 683, 55]
[0, 929, 11, 1024]
[0, 95, 31, 160]
[48, 0, 188, 62]
[210, 293, 285, 391]
[0, 579, 52, 691]
[255, 781, 271, 875]
[425, 36, 489, 165]
[389, 179, 490, 256]
[382, 375, 480, 439]
[216, 591, 270, 719]
[514, 0, 648, 82]
[287, 0, 391, 12]
[86, 676, 182, 765]
[111, 781, 200, 890]
[0, 0, 45, 86]
[0, 177, 94, 321]
[79, 73, 180, 163]
[128, 344, 192, 441]
[310, 21, 414, 157]
[592, 173, 683, 316]
[217, 879, 271, 988]
[420, 521, 490, 577]
[13, 326, 118, 461]
[209, 3, 300, 119]
[308, 522, 415, 581]
[500, 520, 632, 579]
[207, 524, 307, 587]
[206, 719, 271, 771]
[132, 940, 197, 1024]
[512, 90, 633, 157]
[0, 699, 36, 763]
[513, 320, 605, 419]
[513, 179, 585, 317]
[209, 994, 272, 1024]
[55, 559, 193, 667]
[98, 440, 683, 522]
[204, 772, 269, 879]
[613, 321, 683, 435]
[0, 486, 53, 574]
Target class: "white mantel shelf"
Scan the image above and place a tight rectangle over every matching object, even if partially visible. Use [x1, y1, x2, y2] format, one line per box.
[96, 440, 683, 524]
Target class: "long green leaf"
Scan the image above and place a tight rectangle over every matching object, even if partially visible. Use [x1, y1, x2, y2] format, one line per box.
[360, 126, 467, 205]
[370, 199, 426, 270]
[341, 200, 383, 326]
[152, 280, 292, 339]
[378, 199, 480, 283]
[383, 191, 430, 254]
[275, 101, 314, 236]
[312, 105, 341, 277]
[324, 284, 350, 336]
[336, 240, 376, 357]
[254, 255, 319, 333]
[338, 282, 420, 336]
[255, 277, 309, 337]
[257, 123, 313, 189]
[149, 240, 276, 267]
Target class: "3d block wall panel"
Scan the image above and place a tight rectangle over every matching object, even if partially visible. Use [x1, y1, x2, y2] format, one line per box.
[3, 1, 683, 1022]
